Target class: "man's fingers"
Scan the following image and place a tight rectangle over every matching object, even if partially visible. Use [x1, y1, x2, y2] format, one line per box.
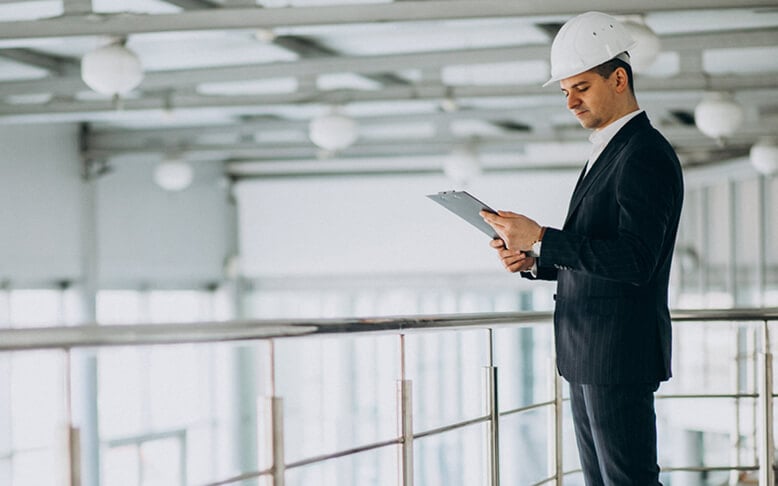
[490, 238, 505, 248]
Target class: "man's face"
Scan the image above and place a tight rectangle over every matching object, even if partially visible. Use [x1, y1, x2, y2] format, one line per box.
[559, 69, 620, 131]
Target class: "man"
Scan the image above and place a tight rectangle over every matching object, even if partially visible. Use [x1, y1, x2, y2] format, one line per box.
[481, 12, 684, 485]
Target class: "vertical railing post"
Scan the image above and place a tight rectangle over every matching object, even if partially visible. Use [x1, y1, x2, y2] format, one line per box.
[758, 320, 774, 486]
[483, 327, 499, 486]
[553, 369, 564, 486]
[64, 349, 81, 486]
[730, 327, 743, 486]
[260, 340, 284, 486]
[260, 397, 285, 486]
[397, 334, 413, 486]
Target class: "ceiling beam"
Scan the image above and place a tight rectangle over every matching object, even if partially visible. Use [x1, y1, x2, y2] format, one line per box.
[0, 1, 776, 39]
[272, 35, 409, 86]
[2, 72, 777, 121]
[85, 124, 776, 159]
[0, 28, 775, 99]
[87, 95, 778, 148]
[160, 0, 220, 8]
[0, 48, 77, 75]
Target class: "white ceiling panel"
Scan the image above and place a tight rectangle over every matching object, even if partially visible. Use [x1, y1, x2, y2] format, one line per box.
[647, 8, 778, 35]
[442, 60, 549, 86]
[197, 78, 299, 96]
[92, 0, 180, 14]
[0, 1, 60, 21]
[312, 19, 549, 56]
[130, 33, 296, 71]
[316, 72, 381, 91]
[257, 0, 390, 7]
[704, 46, 778, 74]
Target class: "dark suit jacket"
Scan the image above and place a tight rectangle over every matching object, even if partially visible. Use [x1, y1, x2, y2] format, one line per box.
[525, 112, 684, 385]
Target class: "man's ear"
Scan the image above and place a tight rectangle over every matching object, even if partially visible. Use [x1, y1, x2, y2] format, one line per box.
[613, 67, 629, 93]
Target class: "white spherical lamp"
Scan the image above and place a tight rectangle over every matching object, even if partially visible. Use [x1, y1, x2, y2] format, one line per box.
[309, 113, 358, 151]
[694, 92, 744, 140]
[81, 43, 144, 96]
[444, 144, 481, 185]
[623, 20, 661, 72]
[154, 157, 194, 192]
[750, 138, 778, 175]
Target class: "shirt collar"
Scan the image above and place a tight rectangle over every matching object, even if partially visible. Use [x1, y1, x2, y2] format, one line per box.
[588, 109, 644, 148]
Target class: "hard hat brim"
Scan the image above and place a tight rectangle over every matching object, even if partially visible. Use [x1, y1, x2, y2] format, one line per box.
[542, 50, 634, 88]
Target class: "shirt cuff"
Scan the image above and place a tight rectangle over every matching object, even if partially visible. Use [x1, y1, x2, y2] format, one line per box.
[531, 240, 542, 257]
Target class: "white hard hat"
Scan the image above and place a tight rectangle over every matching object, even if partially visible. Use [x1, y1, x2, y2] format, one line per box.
[543, 11, 636, 87]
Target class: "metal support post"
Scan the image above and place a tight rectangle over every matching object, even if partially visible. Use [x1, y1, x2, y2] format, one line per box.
[548, 358, 564, 486]
[260, 397, 285, 486]
[483, 328, 500, 486]
[64, 350, 81, 486]
[730, 328, 744, 486]
[396, 333, 413, 486]
[758, 321, 774, 486]
[483, 365, 500, 486]
[397, 379, 413, 486]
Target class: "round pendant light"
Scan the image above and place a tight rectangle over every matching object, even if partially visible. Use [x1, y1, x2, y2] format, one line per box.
[750, 138, 778, 175]
[309, 111, 358, 151]
[81, 42, 144, 96]
[694, 92, 744, 140]
[154, 157, 194, 192]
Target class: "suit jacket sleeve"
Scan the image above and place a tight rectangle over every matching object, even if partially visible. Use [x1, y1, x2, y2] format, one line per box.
[520, 265, 558, 281]
[538, 139, 682, 286]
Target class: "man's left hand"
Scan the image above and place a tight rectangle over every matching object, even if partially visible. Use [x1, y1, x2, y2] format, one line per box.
[480, 210, 542, 251]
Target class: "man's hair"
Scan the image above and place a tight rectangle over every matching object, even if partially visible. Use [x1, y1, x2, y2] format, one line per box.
[591, 57, 634, 93]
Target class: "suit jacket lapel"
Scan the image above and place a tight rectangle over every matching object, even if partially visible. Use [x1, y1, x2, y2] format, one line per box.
[563, 112, 650, 228]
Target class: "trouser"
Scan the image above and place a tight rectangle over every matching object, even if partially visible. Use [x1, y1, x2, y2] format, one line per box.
[569, 381, 662, 486]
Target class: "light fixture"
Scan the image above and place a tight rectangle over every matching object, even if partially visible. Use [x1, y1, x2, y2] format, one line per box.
[750, 138, 778, 175]
[81, 40, 143, 96]
[154, 156, 194, 192]
[622, 18, 661, 73]
[444, 143, 481, 185]
[308, 110, 358, 151]
[694, 92, 744, 141]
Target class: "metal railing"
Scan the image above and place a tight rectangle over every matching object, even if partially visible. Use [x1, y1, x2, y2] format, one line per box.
[1, 307, 778, 486]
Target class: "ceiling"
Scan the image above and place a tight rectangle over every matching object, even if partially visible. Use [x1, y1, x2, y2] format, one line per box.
[1, 0, 777, 179]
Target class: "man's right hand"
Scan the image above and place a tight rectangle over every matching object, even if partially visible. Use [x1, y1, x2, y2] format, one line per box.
[490, 238, 536, 273]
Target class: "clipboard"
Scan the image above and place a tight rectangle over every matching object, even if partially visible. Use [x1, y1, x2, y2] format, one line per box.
[426, 190, 499, 239]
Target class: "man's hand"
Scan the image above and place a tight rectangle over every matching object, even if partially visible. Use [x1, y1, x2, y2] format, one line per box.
[481, 210, 543, 252]
[489, 238, 536, 273]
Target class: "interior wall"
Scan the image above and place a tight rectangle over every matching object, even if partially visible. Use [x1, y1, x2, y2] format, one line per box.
[97, 155, 233, 288]
[235, 171, 579, 280]
[0, 123, 83, 285]
[0, 124, 233, 289]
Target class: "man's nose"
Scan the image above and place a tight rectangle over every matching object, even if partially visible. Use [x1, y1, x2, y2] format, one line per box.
[567, 93, 580, 110]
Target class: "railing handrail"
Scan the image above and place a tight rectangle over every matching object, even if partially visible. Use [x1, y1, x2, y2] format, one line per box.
[1, 307, 777, 352]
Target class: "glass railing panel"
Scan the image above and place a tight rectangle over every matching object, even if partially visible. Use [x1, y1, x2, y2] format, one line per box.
[498, 407, 550, 485]
[404, 329, 489, 433]
[1, 349, 68, 486]
[275, 333, 400, 466]
[285, 445, 397, 486]
[97, 342, 234, 486]
[493, 324, 553, 413]
[413, 422, 487, 486]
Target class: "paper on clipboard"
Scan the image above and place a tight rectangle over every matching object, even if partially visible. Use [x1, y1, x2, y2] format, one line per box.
[426, 190, 499, 239]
